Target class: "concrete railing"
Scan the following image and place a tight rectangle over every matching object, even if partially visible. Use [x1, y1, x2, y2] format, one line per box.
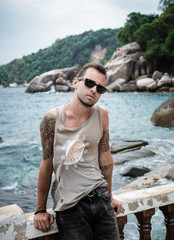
[0, 182, 174, 240]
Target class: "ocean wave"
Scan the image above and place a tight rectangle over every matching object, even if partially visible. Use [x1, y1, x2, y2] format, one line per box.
[0, 182, 18, 191]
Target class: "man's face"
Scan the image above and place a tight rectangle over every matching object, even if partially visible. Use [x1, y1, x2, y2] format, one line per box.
[75, 68, 106, 107]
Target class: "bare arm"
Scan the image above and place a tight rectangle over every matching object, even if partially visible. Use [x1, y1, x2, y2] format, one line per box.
[34, 109, 57, 231]
[99, 107, 122, 215]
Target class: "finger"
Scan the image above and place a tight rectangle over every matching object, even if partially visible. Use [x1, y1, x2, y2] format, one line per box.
[49, 214, 54, 224]
[45, 218, 51, 230]
[117, 203, 122, 214]
[41, 221, 50, 232]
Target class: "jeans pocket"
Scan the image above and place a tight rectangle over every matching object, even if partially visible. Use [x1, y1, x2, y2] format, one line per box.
[101, 190, 111, 202]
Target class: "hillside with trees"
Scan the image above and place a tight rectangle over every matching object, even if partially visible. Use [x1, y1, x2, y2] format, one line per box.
[0, 28, 121, 87]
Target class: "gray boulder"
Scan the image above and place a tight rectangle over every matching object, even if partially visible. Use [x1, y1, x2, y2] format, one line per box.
[107, 78, 126, 92]
[136, 78, 157, 91]
[121, 166, 150, 178]
[152, 71, 163, 80]
[151, 96, 174, 126]
[105, 42, 153, 86]
[157, 73, 172, 88]
[55, 85, 69, 92]
[119, 83, 138, 92]
[26, 67, 78, 93]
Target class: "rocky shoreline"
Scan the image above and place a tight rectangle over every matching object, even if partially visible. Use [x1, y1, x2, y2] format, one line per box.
[2, 42, 174, 93]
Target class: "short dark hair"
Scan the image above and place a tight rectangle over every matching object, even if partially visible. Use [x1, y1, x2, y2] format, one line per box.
[77, 63, 106, 78]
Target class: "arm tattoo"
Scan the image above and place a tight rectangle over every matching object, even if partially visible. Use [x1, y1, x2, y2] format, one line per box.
[100, 164, 112, 182]
[99, 130, 110, 152]
[40, 113, 55, 160]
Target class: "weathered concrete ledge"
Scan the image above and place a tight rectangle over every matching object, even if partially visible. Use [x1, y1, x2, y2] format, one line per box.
[0, 182, 174, 239]
[113, 182, 174, 217]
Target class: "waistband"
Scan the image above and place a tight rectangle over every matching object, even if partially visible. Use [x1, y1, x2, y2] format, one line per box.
[87, 187, 108, 198]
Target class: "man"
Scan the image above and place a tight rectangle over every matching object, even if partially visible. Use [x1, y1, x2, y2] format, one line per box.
[34, 63, 122, 240]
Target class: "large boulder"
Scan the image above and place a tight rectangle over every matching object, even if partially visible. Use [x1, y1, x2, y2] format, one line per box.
[105, 42, 153, 86]
[26, 67, 78, 93]
[152, 70, 163, 80]
[157, 73, 172, 88]
[107, 78, 126, 92]
[136, 78, 157, 91]
[151, 97, 174, 126]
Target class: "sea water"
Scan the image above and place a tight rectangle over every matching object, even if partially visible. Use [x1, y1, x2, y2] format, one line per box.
[0, 87, 174, 239]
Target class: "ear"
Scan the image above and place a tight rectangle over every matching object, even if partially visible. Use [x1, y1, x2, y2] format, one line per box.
[73, 77, 78, 89]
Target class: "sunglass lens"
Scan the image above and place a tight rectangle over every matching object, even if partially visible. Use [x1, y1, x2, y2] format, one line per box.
[97, 86, 106, 94]
[85, 79, 95, 88]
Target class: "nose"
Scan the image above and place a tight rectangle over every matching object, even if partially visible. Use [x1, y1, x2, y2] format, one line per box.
[90, 85, 97, 93]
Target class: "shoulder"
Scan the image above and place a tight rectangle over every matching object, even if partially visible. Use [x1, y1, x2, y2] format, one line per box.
[98, 106, 109, 130]
[42, 108, 57, 121]
[40, 108, 58, 130]
[98, 105, 109, 119]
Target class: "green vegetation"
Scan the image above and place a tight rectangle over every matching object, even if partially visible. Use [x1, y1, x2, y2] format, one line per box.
[0, 28, 120, 87]
[117, 0, 174, 72]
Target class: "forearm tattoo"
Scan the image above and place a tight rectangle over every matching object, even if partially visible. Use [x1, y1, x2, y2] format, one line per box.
[100, 164, 112, 182]
[40, 113, 55, 160]
[99, 130, 110, 152]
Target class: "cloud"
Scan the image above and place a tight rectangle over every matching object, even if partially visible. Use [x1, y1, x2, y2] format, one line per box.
[0, 0, 160, 65]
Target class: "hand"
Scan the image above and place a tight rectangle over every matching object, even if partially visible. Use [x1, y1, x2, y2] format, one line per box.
[34, 212, 54, 232]
[111, 198, 122, 216]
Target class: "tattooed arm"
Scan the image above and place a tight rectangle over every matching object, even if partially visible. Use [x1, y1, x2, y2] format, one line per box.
[99, 107, 122, 215]
[34, 108, 57, 232]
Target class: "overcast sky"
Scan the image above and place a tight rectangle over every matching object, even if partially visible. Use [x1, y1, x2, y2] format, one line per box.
[0, 0, 161, 65]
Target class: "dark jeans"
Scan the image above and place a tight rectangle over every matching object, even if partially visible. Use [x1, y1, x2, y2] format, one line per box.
[56, 187, 120, 240]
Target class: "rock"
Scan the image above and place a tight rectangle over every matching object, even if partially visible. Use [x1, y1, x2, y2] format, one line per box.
[136, 78, 157, 91]
[157, 73, 172, 88]
[121, 166, 151, 178]
[55, 76, 67, 85]
[169, 87, 174, 92]
[106, 62, 134, 84]
[26, 76, 53, 93]
[166, 166, 174, 180]
[110, 139, 148, 154]
[151, 96, 174, 126]
[55, 85, 69, 92]
[105, 42, 154, 86]
[0, 137, 3, 143]
[114, 162, 174, 194]
[172, 78, 174, 86]
[107, 78, 126, 92]
[9, 83, 18, 88]
[111, 42, 141, 59]
[112, 147, 155, 165]
[152, 71, 163, 80]
[119, 83, 138, 92]
[26, 67, 78, 93]
[156, 86, 170, 92]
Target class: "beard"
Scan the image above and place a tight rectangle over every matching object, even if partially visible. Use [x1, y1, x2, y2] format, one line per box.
[77, 96, 94, 107]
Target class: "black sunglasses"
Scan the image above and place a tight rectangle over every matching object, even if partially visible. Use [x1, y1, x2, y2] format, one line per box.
[78, 77, 107, 94]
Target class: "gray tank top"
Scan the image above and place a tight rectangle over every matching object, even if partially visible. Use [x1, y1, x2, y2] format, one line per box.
[51, 105, 107, 211]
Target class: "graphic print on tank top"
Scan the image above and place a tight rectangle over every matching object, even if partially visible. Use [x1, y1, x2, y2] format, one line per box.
[61, 135, 89, 169]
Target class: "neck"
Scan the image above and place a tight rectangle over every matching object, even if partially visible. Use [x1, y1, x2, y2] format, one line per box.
[65, 101, 92, 118]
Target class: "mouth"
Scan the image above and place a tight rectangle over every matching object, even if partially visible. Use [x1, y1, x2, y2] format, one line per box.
[86, 94, 95, 100]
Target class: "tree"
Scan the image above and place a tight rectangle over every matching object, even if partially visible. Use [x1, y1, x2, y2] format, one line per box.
[158, 0, 174, 10]
[117, 12, 157, 45]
